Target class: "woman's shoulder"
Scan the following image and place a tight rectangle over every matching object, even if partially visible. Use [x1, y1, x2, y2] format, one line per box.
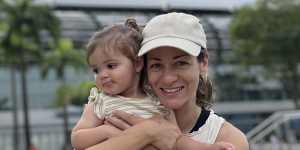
[216, 121, 249, 150]
[188, 109, 224, 143]
[194, 109, 225, 133]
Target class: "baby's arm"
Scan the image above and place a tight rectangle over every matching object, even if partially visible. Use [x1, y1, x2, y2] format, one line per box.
[71, 103, 122, 150]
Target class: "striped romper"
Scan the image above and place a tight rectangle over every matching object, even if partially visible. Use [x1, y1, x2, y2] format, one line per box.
[88, 87, 166, 119]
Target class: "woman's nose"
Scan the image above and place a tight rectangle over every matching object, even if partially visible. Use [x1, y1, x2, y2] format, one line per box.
[161, 69, 178, 85]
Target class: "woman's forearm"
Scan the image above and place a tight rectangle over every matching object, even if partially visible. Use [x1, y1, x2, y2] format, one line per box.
[176, 135, 237, 150]
[175, 135, 215, 150]
[71, 125, 121, 149]
[86, 123, 154, 150]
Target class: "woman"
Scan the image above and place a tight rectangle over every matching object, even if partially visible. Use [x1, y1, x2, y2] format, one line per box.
[86, 12, 249, 150]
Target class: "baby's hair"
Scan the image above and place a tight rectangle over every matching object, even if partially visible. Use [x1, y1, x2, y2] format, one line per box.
[86, 18, 146, 91]
[86, 18, 142, 64]
[125, 18, 141, 33]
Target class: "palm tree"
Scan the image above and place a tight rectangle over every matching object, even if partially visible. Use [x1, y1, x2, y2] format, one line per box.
[54, 81, 95, 107]
[53, 81, 95, 148]
[40, 38, 86, 149]
[0, 0, 60, 149]
[1, 10, 20, 150]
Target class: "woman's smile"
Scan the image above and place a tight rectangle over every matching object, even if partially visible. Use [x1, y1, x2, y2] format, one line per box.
[160, 86, 184, 95]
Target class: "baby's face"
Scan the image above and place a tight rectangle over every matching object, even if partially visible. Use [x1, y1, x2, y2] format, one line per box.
[88, 48, 138, 97]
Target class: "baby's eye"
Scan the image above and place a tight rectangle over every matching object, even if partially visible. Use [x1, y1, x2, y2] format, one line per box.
[107, 63, 118, 69]
[92, 68, 99, 74]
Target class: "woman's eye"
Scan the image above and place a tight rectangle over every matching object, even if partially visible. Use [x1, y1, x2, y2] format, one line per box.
[149, 63, 161, 71]
[175, 61, 189, 67]
[107, 63, 118, 69]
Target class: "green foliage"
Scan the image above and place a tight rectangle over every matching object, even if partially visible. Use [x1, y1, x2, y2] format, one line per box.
[0, 0, 60, 65]
[54, 81, 95, 107]
[39, 37, 87, 107]
[230, 0, 300, 72]
[230, 0, 300, 107]
[40, 38, 87, 80]
[0, 0, 63, 147]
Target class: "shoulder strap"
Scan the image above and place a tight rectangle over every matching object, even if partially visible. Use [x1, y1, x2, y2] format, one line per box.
[88, 87, 101, 104]
[190, 108, 210, 133]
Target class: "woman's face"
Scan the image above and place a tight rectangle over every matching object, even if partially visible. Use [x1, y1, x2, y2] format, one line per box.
[146, 47, 204, 110]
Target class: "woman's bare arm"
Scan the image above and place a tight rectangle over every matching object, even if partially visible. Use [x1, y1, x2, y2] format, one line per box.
[175, 135, 235, 150]
[215, 121, 249, 150]
[86, 121, 156, 150]
[175, 121, 247, 150]
[87, 110, 181, 150]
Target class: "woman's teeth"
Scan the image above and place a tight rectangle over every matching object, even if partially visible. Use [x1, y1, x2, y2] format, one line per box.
[161, 87, 183, 93]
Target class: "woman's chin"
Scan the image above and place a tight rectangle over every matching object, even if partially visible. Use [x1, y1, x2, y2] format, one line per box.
[160, 100, 182, 110]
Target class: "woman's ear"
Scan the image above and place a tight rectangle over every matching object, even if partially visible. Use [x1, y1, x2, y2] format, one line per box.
[135, 57, 144, 73]
[199, 54, 208, 74]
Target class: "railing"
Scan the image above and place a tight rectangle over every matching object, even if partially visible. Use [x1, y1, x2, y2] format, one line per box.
[247, 110, 300, 144]
[246, 111, 283, 141]
[0, 129, 13, 150]
[0, 124, 74, 150]
[251, 143, 300, 150]
[2, 110, 300, 150]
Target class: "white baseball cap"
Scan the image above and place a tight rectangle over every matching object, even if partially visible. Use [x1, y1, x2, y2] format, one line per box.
[138, 12, 207, 56]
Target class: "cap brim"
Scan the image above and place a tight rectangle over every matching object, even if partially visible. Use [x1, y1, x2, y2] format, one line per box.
[138, 37, 201, 56]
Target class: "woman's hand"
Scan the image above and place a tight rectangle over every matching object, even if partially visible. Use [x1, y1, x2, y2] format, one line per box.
[107, 110, 181, 150]
[101, 124, 122, 138]
[148, 115, 181, 150]
[105, 110, 177, 130]
[104, 111, 145, 130]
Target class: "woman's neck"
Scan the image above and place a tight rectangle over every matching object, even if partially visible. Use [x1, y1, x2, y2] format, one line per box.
[174, 101, 201, 134]
[120, 76, 146, 99]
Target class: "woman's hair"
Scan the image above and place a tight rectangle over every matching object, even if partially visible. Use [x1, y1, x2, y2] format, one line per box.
[196, 48, 214, 109]
[86, 18, 142, 64]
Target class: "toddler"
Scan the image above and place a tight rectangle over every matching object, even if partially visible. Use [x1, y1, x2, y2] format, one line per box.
[71, 19, 164, 150]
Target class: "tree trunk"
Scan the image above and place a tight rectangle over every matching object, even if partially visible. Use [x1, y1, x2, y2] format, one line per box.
[63, 99, 71, 150]
[20, 54, 31, 150]
[62, 79, 71, 150]
[10, 65, 19, 150]
[292, 70, 300, 109]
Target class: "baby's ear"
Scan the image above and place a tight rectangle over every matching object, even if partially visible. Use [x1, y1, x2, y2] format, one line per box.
[135, 57, 144, 73]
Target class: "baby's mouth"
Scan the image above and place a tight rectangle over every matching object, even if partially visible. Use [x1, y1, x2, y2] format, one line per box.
[102, 78, 112, 85]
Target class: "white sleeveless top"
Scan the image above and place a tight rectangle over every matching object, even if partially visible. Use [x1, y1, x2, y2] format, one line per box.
[189, 110, 225, 144]
[88, 87, 166, 119]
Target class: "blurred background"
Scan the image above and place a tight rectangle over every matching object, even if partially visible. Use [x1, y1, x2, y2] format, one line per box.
[0, 0, 299, 150]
